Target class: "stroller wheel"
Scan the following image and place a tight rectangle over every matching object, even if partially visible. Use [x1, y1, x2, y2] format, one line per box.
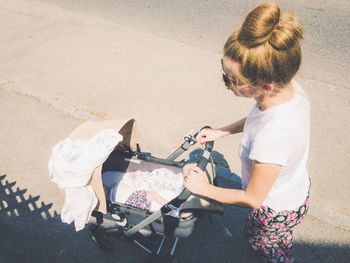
[111, 213, 128, 227]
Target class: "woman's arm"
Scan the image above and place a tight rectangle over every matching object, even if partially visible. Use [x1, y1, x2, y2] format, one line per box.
[184, 161, 281, 208]
[197, 117, 247, 144]
[219, 117, 247, 135]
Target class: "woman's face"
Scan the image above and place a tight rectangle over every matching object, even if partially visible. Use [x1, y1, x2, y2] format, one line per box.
[221, 56, 263, 98]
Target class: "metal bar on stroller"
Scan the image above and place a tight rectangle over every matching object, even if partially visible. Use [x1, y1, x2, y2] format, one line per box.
[137, 154, 184, 168]
[167, 136, 196, 161]
[124, 139, 214, 237]
[167, 126, 211, 161]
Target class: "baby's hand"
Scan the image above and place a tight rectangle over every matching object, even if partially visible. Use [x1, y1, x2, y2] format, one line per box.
[147, 191, 167, 205]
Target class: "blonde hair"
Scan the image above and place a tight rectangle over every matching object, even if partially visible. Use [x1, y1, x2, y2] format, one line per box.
[224, 3, 303, 87]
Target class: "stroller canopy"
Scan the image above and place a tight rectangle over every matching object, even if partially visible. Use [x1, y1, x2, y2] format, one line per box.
[68, 118, 139, 214]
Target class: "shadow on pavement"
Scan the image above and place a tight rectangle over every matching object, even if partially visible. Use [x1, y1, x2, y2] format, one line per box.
[1, 172, 349, 263]
[0, 174, 144, 263]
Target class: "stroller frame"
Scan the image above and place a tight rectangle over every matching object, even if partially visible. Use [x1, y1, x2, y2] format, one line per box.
[88, 127, 221, 261]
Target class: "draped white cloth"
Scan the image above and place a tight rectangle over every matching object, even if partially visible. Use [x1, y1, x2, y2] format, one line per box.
[48, 128, 123, 231]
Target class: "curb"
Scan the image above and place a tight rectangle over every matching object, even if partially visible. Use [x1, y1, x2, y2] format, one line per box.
[1, 81, 102, 121]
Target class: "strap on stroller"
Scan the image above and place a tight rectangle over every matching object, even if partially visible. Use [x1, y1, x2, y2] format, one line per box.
[124, 127, 214, 237]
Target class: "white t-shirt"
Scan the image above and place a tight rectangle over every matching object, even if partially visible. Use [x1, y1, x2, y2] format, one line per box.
[239, 80, 310, 211]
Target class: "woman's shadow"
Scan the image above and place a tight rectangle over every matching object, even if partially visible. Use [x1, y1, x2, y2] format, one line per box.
[176, 149, 260, 263]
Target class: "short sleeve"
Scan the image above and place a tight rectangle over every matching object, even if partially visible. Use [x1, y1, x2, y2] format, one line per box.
[249, 125, 294, 166]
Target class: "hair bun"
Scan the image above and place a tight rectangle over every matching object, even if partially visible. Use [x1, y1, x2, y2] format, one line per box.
[237, 3, 303, 50]
[268, 12, 303, 50]
[238, 3, 280, 48]
[224, 3, 303, 86]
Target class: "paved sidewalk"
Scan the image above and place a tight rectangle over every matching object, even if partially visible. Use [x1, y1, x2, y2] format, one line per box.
[0, 1, 350, 262]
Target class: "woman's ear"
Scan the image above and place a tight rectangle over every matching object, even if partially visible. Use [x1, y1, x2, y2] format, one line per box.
[261, 83, 275, 95]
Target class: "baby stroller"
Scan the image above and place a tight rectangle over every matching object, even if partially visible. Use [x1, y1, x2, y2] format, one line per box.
[72, 119, 224, 261]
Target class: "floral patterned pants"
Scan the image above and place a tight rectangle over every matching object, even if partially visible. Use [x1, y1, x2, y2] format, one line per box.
[245, 198, 309, 263]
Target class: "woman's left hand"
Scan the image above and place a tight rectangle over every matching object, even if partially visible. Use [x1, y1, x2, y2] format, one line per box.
[183, 165, 210, 195]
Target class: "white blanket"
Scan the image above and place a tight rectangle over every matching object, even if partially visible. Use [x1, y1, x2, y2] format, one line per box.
[48, 128, 123, 231]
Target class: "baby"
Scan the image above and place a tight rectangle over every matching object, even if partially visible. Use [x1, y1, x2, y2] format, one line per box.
[102, 168, 184, 212]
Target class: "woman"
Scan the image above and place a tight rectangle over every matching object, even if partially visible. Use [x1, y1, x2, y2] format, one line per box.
[183, 3, 310, 262]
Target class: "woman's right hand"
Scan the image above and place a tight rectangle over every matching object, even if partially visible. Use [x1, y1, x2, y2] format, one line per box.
[196, 128, 228, 144]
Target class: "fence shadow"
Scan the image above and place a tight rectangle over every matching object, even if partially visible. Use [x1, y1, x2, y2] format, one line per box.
[0, 174, 57, 220]
[0, 174, 144, 263]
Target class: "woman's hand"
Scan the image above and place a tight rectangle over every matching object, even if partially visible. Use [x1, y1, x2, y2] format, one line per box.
[183, 165, 210, 195]
[197, 128, 228, 144]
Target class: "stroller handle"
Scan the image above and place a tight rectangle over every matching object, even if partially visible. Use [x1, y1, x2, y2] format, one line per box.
[163, 126, 214, 210]
[193, 125, 211, 139]
[194, 126, 214, 171]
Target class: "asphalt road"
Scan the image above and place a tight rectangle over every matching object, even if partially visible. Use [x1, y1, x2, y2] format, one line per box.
[38, 0, 350, 89]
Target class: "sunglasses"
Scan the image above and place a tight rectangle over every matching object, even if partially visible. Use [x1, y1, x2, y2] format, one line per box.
[221, 58, 242, 89]
[221, 58, 233, 88]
